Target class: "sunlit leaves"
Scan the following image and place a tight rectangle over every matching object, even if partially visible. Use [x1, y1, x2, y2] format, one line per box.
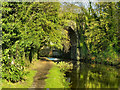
[2, 2, 68, 82]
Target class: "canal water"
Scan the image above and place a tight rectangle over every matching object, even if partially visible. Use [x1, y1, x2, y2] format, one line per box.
[66, 61, 120, 88]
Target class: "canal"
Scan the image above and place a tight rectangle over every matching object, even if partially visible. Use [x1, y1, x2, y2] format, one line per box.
[66, 61, 120, 88]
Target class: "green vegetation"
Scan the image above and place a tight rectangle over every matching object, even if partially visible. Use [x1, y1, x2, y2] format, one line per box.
[45, 64, 70, 88]
[2, 70, 37, 88]
[2, 2, 68, 83]
[57, 61, 73, 72]
[1, 1, 120, 88]
[75, 2, 120, 64]
[0, 75, 1, 88]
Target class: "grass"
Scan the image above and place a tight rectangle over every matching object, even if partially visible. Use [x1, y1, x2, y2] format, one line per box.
[45, 64, 70, 88]
[0, 78, 2, 90]
[0, 66, 2, 90]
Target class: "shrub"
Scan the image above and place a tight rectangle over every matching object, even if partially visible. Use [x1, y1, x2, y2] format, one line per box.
[56, 61, 73, 72]
[95, 46, 119, 64]
[2, 52, 26, 82]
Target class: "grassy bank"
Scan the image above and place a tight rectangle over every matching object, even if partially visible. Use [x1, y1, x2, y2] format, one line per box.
[45, 64, 70, 88]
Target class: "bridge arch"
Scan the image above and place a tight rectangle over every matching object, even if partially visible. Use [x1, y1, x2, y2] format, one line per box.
[67, 26, 77, 60]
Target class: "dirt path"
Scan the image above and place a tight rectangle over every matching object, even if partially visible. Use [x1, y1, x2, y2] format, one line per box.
[30, 60, 54, 88]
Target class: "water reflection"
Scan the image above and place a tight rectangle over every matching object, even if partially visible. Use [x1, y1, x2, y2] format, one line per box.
[67, 61, 120, 88]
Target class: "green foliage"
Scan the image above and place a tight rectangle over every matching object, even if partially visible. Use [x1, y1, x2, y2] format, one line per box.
[2, 64, 25, 82]
[2, 2, 67, 82]
[76, 11, 88, 59]
[76, 2, 119, 61]
[2, 70, 37, 88]
[56, 61, 73, 72]
[2, 48, 26, 82]
[95, 45, 119, 64]
[2, 1, 120, 84]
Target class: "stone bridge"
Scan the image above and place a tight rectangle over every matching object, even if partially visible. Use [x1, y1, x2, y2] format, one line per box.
[62, 20, 78, 60]
[39, 20, 79, 60]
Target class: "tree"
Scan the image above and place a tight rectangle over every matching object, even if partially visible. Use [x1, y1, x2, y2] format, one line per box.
[2, 2, 68, 82]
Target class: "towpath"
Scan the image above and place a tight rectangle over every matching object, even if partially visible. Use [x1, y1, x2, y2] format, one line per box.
[29, 60, 54, 88]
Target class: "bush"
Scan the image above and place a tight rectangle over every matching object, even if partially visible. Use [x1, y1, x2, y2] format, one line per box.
[95, 46, 119, 64]
[2, 70, 37, 88]
[56, 61, 73, 72]
[2, 53, 26, 82]
[2, 65, 26, 83]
